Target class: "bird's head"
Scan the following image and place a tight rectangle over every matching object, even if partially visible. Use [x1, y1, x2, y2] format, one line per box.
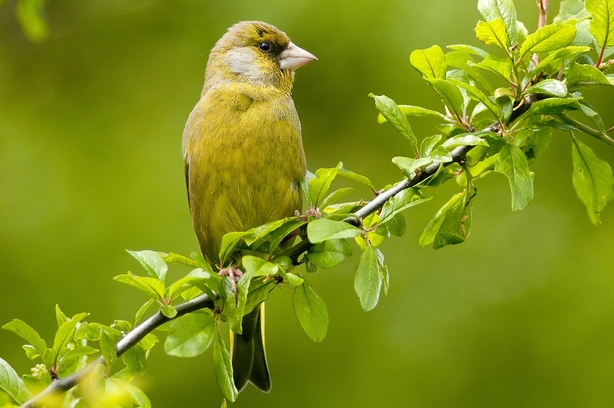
[204, 21, 317, 93]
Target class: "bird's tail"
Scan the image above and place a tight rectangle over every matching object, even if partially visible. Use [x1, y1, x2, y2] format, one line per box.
[230, 302, 271, 392]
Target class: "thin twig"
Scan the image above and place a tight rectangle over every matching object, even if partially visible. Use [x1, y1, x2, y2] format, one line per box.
[537, 0, 548, 29]
[532, 0, 549, 67]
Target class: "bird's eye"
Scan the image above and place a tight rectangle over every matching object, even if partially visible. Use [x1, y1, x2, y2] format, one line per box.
[259, 42, 272, 52]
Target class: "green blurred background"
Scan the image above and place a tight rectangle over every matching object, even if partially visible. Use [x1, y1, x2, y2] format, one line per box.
[2, 0, 614, 406]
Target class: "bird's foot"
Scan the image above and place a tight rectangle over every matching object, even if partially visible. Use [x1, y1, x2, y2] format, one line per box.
[218, 265, 243, 293]
[296, 207, 320, 221]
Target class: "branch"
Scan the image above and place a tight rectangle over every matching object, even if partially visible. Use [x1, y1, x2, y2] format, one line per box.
[22, 94, 542, 407]
[287, 94, 538, 262]
[21, 294, 214, 408]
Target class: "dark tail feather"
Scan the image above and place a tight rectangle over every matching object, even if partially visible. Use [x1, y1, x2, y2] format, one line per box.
[231, 303, 271, 392]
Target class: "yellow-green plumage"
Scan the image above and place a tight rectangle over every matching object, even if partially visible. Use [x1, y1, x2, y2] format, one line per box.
[182, 21, 315, 392]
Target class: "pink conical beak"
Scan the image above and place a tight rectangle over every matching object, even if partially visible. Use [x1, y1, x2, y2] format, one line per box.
[279, 42, 317, 70]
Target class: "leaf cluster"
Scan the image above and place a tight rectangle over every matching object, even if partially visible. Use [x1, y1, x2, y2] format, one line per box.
[2, 306, 153, 407]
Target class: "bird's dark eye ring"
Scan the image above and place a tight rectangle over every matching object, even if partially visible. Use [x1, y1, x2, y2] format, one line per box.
[259, 42, 271, 52]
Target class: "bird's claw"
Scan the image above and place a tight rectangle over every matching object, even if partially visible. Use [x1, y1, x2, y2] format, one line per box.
[218, 265, 243, 294]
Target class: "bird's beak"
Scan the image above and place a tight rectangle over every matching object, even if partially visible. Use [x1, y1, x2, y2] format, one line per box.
[279, 42, 317, 70]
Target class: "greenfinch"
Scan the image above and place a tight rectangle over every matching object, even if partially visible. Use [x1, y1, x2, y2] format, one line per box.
[182, 21, 316, 392]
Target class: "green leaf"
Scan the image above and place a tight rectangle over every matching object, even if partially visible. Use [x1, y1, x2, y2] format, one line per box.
[267, 219, 307, 252]
[100, 328, 120, 366]
[222, 273, 252, 335]
[58, 345, 99, 366]
[567, 62, 612, 86]
[384, 212, 407, 237]
[442, 134, 490, 150]
[380, 189, 433, 223]
[161, 305, 178, 318]
[354, 245, 382, 311]
[420, 134, 443, 157]
[475, 18, 509, 50]
[478, 0, 518, 44]
[55, 304, 69, 328]
[51, 312, 88, 363]
[495, 144, 535, 211]
[114, 380, 151, 408]
[473, 54, 512, 81]
[309, 165, 340, 208]
[524, 128, 553, 160]
[306, 239, 353, 269]
[425, 79, 465, 119]
[167, 273, 211, 300]
[273, 256, 292, 271]
[448, 44, 490, 57]
[2, 320, 47, 357]
[380, 262, 390, 297]
[191, 252, 214, 273]
[135, 298, 157, 324]
[519, 24, 577, 58]
[114, 273, 166, 300]
[0, 358, 33, 405]
[284, 272, 304, 286]
[337, 168, 376, 190]
[243, 278, 276, 316]
[293, 279, 329, 342]
[494, 91, 513, 124]
[320, 187, 354, 209]
[218, 231, 248, 264]
[139, 333, 159, 352]
[378, 105, 446, 124]
[307, 218, 362, 243]
[525, 97, 581, 116]
[370, 94, 418, 150]
[74, 322, 103, 342]
[165, 311, 215, 357]
[446, 51, 494, 93]
[556, 0, 587, 21]
[524, 79, 568, 97]
[578, 100, 606, 132]
[161, 252, 200, 268]
[213, 326, 238, 402]
[409, 45, 447, 79]
[419, 190, 475, 249]
[21, 371, 51, 395]
[111, 320, 132, 333]
[530, 46, 591, 75]
[242, 256, 279, 277]
[448, 78, 502, 119]
[571, 137, 614, 224]
[122, 343, 148, 377]
[127, 250, 168, 282]
[586, 0, 614, 49]
[244, 218, 286, 246]
[392, 156, 436, 178]
[431, 146, 454, 163]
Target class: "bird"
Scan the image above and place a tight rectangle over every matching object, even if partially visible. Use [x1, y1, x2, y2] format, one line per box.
[182, 21, 316, 393]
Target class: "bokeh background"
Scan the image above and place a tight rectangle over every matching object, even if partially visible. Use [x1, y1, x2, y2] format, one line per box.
[2, 0, 614, 406]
